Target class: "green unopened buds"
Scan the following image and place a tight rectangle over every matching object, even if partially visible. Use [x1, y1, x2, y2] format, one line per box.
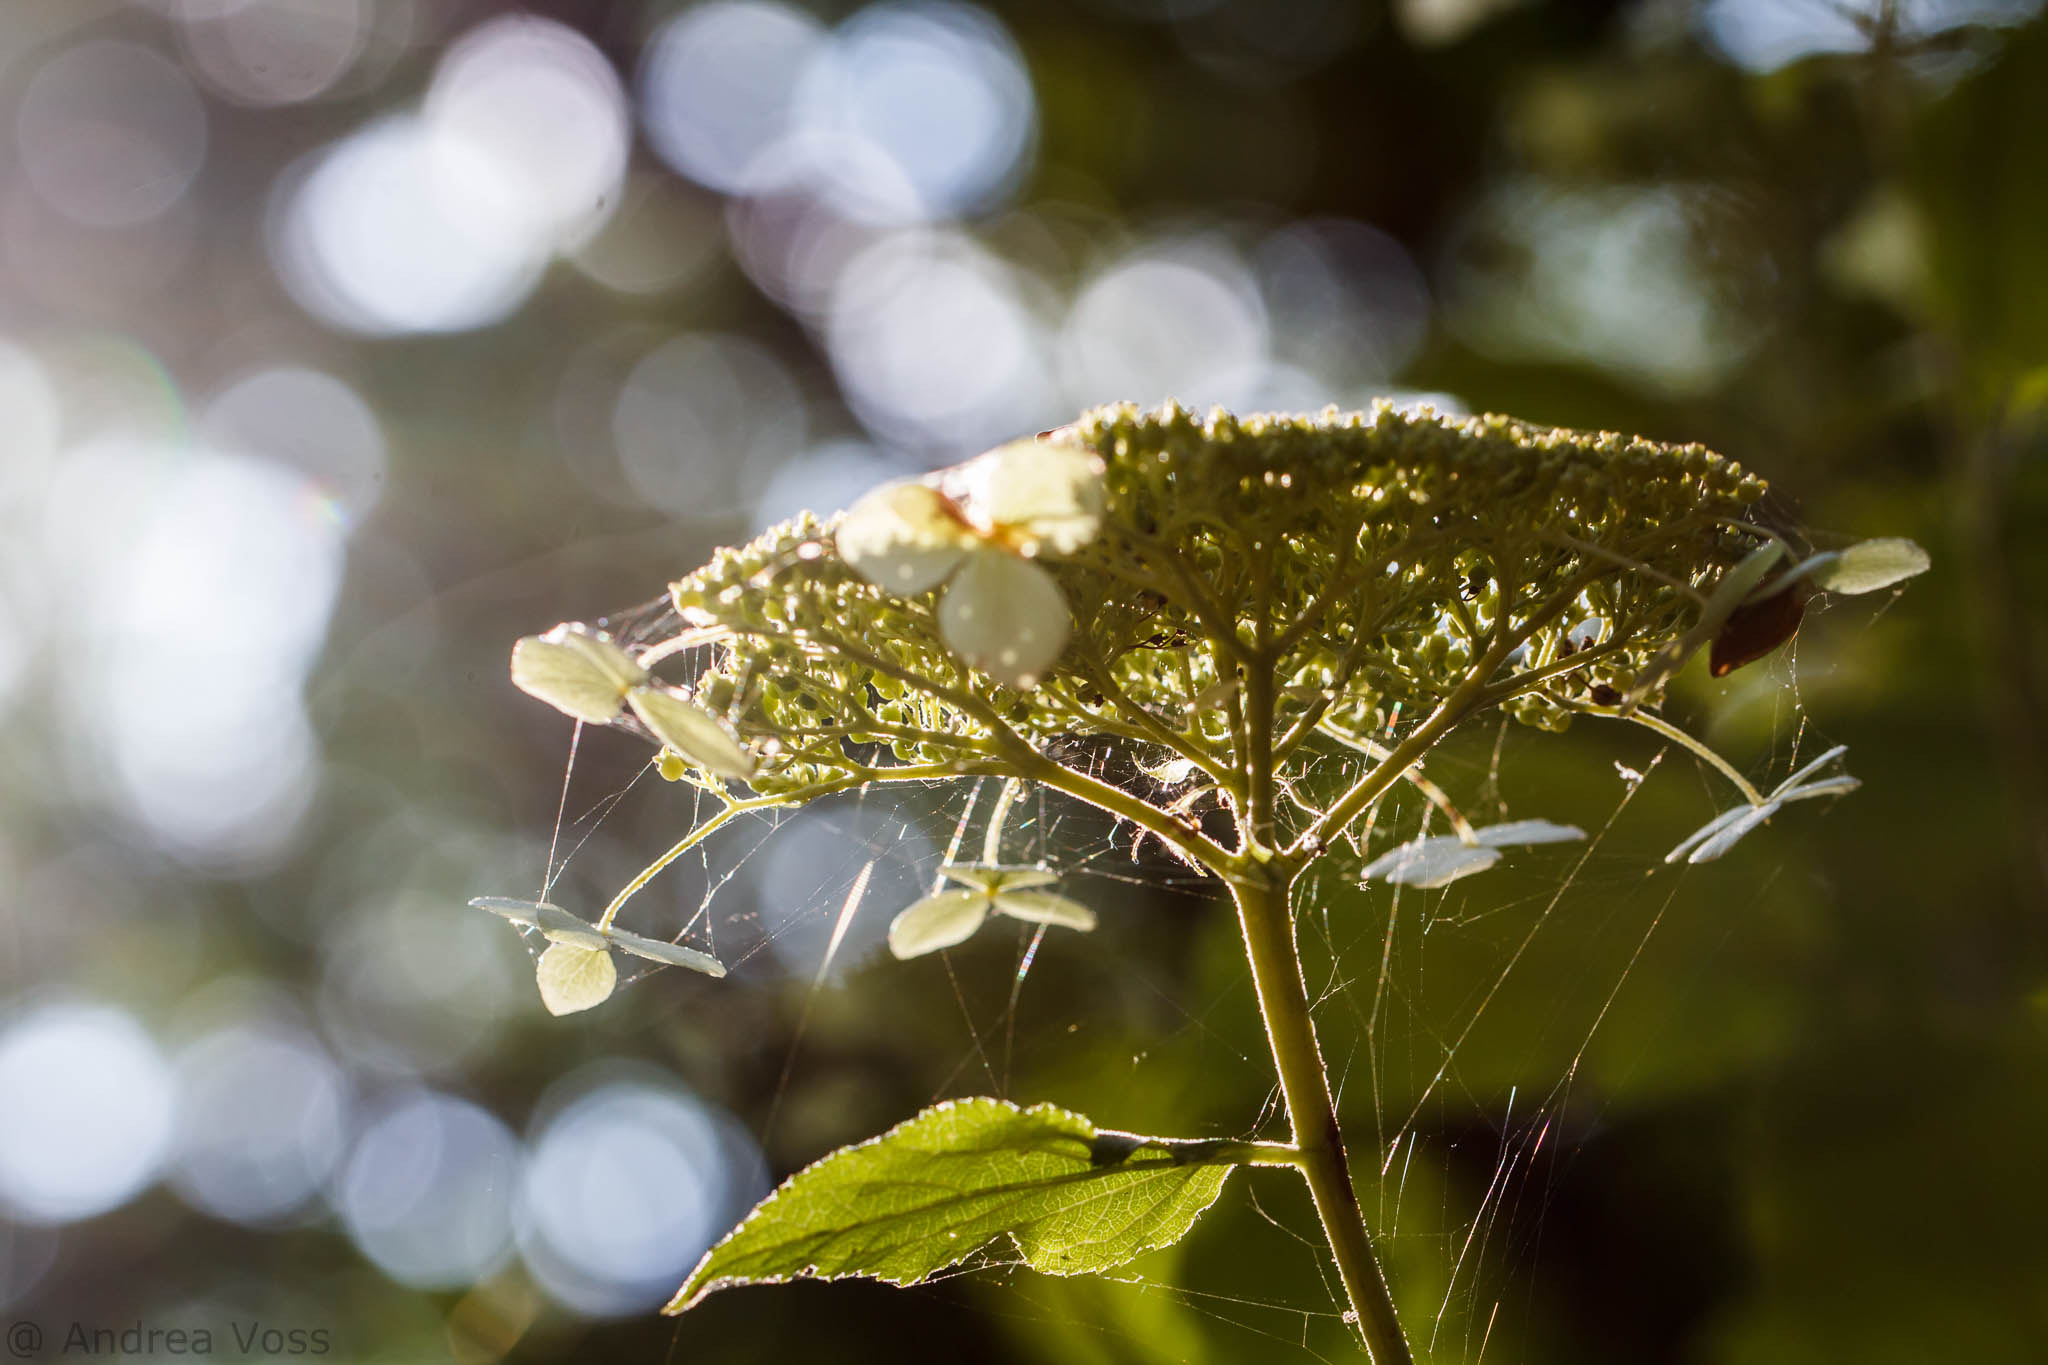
[887, 864, 1097, 959]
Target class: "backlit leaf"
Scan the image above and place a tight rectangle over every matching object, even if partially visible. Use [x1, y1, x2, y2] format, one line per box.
[469, 896, 545, 927]
[1685, 801, 1781, 863]
[1630, 541, 1785, 702]
[1709, 581, 1807, 677]
[1779, 775, 1861, 803]
[668, 1098, 1233, 1314]
[1772, 744, 1849, 795]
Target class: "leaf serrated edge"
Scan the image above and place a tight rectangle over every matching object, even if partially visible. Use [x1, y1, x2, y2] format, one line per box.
[665, 1097, 1234, 1314]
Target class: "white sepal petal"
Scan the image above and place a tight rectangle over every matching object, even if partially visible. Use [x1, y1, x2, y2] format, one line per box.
[1472, 819, 1587, 847]
[1778, 775, 1861, 803]
[956, 438, 1105, 554]
[990, 889, 1097, 932]
[1771, 744, 1850, 796]
[941, 864, 1057, 894]
[836, 481, 975, 595]
[534, 903, 608, 949]
[1665, 806, 1750, 863]
[626, 685, 756, 780]
[469, 896, 545, 927]
[1362, 837, 1502, 888]
[603, 925, 727, 977]
[1809, 538, 1930, 594]
[1686, 800, 1782, 863]
[887, 889, 991, 959]
[938, 550, 1071, 690]
[510, 623, 649, 723]
[535, 942, 617, 1015]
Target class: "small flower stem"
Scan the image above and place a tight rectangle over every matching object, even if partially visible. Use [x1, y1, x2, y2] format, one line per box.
[1230, 866, 1412, 1364]
[595, 760, 1000, 930]
[1578, 703, 1769, 807]
[1319, 721, 1478, 844]
[983, 777, 1023, 864]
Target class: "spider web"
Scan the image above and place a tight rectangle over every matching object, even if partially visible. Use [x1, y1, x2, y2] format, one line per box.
[515, 594, 1846, 1364]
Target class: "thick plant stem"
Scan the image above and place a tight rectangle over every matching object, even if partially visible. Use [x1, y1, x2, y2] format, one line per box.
[1231, 869, 1413, 1365]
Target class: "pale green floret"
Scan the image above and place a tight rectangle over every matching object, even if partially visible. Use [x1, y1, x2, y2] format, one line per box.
[665, 402, 1769, 811]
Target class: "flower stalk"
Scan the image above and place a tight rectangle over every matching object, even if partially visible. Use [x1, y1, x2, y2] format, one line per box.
[479, 402, 1921, 1357]
[1231, 861, 1413, 1364]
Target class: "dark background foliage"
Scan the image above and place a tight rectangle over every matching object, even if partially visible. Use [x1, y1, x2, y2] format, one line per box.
[1, 1, 2043, 1361]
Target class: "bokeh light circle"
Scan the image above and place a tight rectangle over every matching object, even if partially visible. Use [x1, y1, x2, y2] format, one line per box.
[792, 2, 1038, 222]
[170, 1015, 350, 1225]
[49, 448, 346, 868]
[826, 229, 1055, 450]
[639, 0, 829, 194]
[750, 439, 911, 533]
[611, 333, 807, 518]
[427, 15, 630, 252]
[335, 1091, 521, 1289]
[518, 1066, 769, 1315]
[179, 0, 370, 107]
[0, 1001, 175, 1224]
[200, 366, 388, 525]
[16, 41, 207, 228]
[270, 116, 545, 337]
[750, 798, 938, 977]
[1060, 240, 1270, 411]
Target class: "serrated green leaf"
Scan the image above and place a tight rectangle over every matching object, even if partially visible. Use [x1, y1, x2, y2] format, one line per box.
[668, 1098, 1235, 1313]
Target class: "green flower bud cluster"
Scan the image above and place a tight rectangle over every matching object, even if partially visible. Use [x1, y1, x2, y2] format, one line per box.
[662, 402, 1769, 802]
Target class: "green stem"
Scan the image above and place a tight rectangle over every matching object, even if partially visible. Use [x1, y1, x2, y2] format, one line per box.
[1300, 658, 1492, 856]
[1231, 867, 1412, 1364]
[1018, 753, 1241, 873]
[1318, 721, 1478, 844]
[596, 760, 997, 929]
[983, 777, 1022, 864]
[1575, 702, 1769, 807]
